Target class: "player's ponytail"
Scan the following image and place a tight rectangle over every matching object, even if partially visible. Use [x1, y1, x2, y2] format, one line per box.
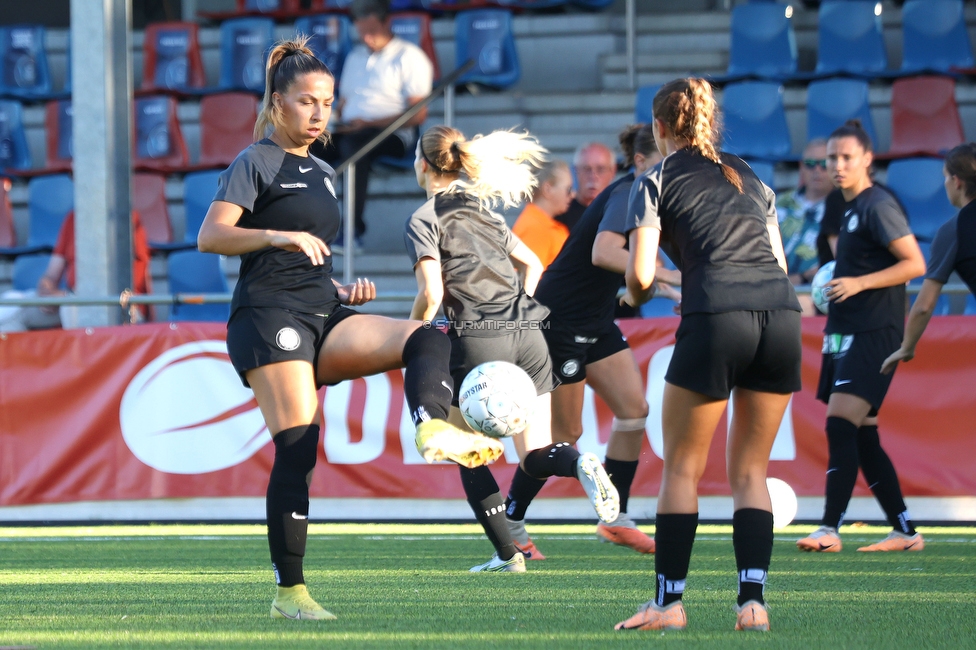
[254, 36, 334, 143]
[945, 142, 976, 199]
[419, 125, 548, 211]
[653, 77, 742, 193]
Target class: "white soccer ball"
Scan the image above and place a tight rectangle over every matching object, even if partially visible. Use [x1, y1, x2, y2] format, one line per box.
[459, 361, 537, 439]
[811, 261, 836, 315]
[766, 477, 798, 528]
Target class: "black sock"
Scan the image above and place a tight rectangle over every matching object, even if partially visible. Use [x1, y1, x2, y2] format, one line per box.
[822, 416, 860, 529]
[459, 465, 517, 560]
[402, 326, 453, 424]
[654, 512, 699, 606]
[522, 442, 580, 479]
[733, 508, 773, 606]
[505, 465, 547, 521]
[857, 425, 915, 535]
[604, 457, 638, 514]
[267, 424, 319, 587]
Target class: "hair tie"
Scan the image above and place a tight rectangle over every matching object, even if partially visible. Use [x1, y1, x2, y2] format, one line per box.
[420, 142, 448, 173]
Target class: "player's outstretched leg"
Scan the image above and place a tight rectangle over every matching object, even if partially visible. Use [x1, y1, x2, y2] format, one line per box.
[415, 418, 504, 468]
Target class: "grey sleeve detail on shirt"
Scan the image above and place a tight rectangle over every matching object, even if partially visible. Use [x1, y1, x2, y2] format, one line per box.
[309, 153, 337, 183]
[597, 182, 634, 235]
[870, 195, 914, 245]
[404, 199, 441, 264]
[628, 163, 664, 232]
[213, 143, 284, 212]
[925, 216, 959, 284]
[763, 182, 779, 226]
[503, 223, 518, 254]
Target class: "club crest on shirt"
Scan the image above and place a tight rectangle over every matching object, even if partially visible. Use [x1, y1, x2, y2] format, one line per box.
[324, 177, 336, 199]
[276, 327, 301, 351]
[846, 212, 859, 232]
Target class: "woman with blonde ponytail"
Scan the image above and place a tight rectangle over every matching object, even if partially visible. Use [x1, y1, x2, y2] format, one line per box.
[198, 39, 501, 621]
[616, 78, 801, 633]
[406, 125, 620, 572]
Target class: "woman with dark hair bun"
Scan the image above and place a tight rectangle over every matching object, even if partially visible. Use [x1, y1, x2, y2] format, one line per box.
[797, 118, 926, 555]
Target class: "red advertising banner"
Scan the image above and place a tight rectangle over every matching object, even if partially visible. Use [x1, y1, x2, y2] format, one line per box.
[1, 317, 974, 509]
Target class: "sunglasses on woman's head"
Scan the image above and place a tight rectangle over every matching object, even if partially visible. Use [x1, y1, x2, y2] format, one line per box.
[802, 159, 827, 170]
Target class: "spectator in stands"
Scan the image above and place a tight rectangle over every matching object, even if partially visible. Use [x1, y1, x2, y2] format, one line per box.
[776, 138, 833, 314]
[511, 160, 575, 269]
[313, 0, 434, 253]
[556, 142, 617, 231]
[0, 211, 151, 331]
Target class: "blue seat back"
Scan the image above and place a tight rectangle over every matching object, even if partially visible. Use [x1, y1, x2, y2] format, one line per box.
[167, 250, 230, 322]
[151, 24, 196, 90]
[806, 78, 877, 145]
[0, 25, 52, 99]
[27, 174, 73, 248]
[570, 0, 613, 8]
[244, 0, 284, 10]
[390, 0, 432, 8]
[635, 84, 660, 123]
[135, 96, 175, 161]
[885, 158, 956, 242]
[0, 100, 32, 172]
[183, 170, 222, 244]
[965, 293, 976, 315]
[12, 253, 51, 291]
[640, 298, 679, 318]
[456, 10, 520, 89]
[721, 81, 792, 160]
[816, 1, 887, 75]
[323, 0, 353, 8]
[727, 4, 797, 78]
[219, 17, 274, 92]
[747, 160, 775, 190]
[902, 0, 974, 72]
[55, 99, 72, 161]
[296, 15, 352, 81]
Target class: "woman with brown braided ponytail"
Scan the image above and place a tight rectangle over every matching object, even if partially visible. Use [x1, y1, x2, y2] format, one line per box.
[616, 78, 801, 633]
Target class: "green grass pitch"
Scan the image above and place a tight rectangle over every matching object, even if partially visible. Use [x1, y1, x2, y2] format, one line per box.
[1, 523, 974, 648]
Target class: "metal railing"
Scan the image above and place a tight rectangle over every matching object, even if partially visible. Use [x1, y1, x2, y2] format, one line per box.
[333, 60, 474, 284]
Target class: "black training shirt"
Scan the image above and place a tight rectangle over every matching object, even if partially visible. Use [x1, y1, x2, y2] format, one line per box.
[555, 198, 587, 231]
[404, 190, 550, 337]
[214, 139, 341, 317]
[628, 148, 800, 315]
[827, 184, 914, 335]
[536, 174, 634, 333]
[925, 200, 976, 293]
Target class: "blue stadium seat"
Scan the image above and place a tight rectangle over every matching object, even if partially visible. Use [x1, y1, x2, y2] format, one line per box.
[219, 17, 274, 93]
[183, 170, 222, 244]
[635, 83, 660, 124]
[0, 25, 53, 100]
[501, 1, 567, 8]
[747, 160, 775, 189]
[965, 293, 976, 315]
[885, 158, 956, 242]
[296, 14, 352, 82]
[640, 298, 679, 318]
[570, 0, 613, 8]
[901, 0, 973, 73]
[167, 250, 230, 322]
[133, 95, 189, 172]
[0, 99, 32, 173]
[721, 82, 792, 161]
[455, 10, 520, 89]
[12, 253, 51, 291]
[726, 3, 797, 80]
[390, 1, 433, 9]
[806, 78, 877, 145]
[26, 174, 73, 251]
[816, 1, 887, 77]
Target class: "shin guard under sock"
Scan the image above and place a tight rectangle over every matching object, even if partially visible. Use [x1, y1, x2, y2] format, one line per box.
[857, 425, 915, 535]
[654, 512, 699, 606]
[505, 465, 547, 521]
[402, 326, 453, 424]
[733, 508, 773, 606]
[521, 442, 580, 479]
[460, 464, 517, 560]
[267, 424, 319, 586]
[822, 416, 860, 529]
[604, 457, 638, 514]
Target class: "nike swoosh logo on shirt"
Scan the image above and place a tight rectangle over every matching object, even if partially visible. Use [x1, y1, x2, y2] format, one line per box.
[299, 166, 313, 173]
[834, 379, 852, 386]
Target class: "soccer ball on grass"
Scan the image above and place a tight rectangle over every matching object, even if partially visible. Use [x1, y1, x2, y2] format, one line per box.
[459, 361, 537, 439]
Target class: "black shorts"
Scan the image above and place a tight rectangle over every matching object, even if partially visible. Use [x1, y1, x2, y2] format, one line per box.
[666, 310, 802, 400]
[542, 319, 630, 385]
[449, 329, 556, 406]
[816, 327, 900, 417]
[226, 305, 358, 388]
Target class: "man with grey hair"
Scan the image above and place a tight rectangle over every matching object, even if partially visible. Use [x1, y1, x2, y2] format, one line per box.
[555, 142, 617, 231]
[511, 159, 576, 269]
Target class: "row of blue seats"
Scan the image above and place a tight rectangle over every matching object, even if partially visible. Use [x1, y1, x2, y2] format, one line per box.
[231, 0, 612, 15]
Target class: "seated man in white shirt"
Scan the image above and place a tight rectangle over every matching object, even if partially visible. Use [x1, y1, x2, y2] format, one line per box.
[313, 0, 433, 252]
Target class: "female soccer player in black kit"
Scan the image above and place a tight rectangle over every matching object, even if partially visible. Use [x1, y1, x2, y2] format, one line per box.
[796, 120, 927, 554]
[405, 125, 620, 573]
[616, 78, 802, 632]
[197, 38, 501, 620]
[504, 124, 678, 559]
[882, 143, 976, 373]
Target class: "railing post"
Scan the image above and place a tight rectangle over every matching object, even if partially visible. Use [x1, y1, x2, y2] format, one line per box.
[444, 83, 456, 128]
[626, 0, 637, 91]
[343, 165, 355, 285]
